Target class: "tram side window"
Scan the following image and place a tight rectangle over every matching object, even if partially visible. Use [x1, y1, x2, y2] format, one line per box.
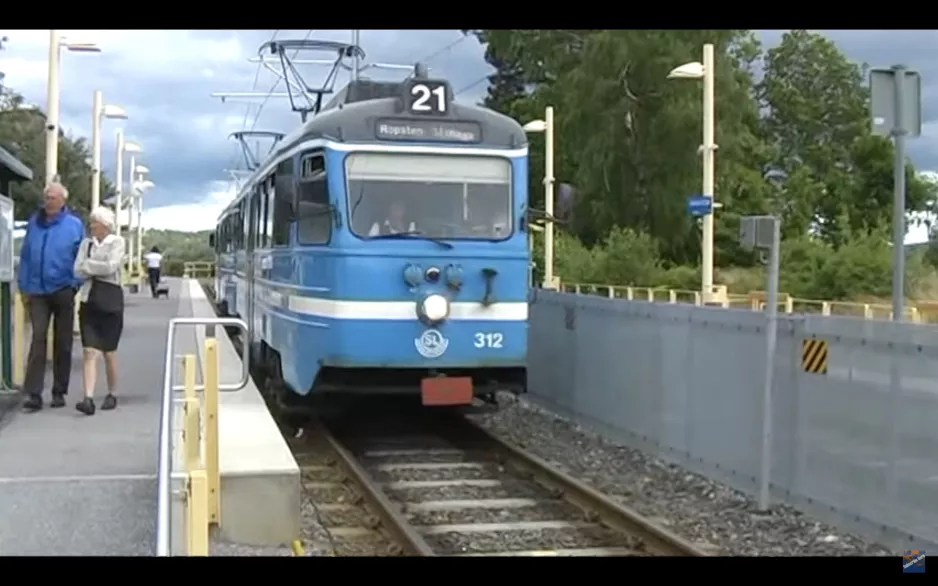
[272, 159, 295, 246]
[258, 182, 268, 248]
[297, 152, 330, 244]
[265, 175, 275, 248]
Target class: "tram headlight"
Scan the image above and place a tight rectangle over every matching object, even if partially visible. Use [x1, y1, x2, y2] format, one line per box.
[421, 294, 450, 323]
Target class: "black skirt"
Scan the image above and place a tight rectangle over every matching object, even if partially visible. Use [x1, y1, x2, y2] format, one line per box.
[79, 302, 124, 352]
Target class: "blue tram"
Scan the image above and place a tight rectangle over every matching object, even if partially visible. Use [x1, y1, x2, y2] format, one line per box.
[211, 72, 530, 406]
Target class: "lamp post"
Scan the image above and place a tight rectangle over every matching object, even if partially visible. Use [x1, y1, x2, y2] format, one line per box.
[133, 179, 155, 285]
[523, 107, 556, 290]
[114, 131, 142, 241]
[129, 165, 149, 277]
[90, 91, 127, 210]
[45, 31, 101, 185]
[668, 43, 717, 303]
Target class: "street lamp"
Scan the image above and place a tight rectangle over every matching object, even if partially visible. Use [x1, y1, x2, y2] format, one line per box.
[133, 179, 155, 280]
[114, 131, 141, 241]
[668, 43, 717, 303]
[129, 166, 150, 277]
[90, 91, 127, 210]
[45, 31, 101, 185]
[523, 107, 556, 290]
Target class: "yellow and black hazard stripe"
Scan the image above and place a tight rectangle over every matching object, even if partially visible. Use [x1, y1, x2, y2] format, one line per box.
[801, 338, 828, 375]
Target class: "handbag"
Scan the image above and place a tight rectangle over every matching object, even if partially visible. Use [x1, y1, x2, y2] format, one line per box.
[84, 240, 124, 314]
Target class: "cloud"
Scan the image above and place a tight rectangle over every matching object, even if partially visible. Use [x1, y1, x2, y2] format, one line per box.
[0, 29, 491, 229]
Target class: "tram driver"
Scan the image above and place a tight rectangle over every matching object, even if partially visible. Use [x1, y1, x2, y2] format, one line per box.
[368, 200, 416, 236]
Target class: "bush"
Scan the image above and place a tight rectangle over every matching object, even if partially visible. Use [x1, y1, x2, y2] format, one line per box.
[542, 224, 936, 302]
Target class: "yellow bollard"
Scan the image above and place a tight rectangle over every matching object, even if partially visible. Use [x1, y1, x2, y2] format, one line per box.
[204, 338, 220, 526]
[187, 470, 210, 556]
[13, 293, 24, 388]
[182, 355, 200, 470]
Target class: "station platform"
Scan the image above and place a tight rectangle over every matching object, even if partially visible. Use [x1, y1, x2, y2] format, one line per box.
[0, 280, 188, 555]
[0, 278, 299, 556]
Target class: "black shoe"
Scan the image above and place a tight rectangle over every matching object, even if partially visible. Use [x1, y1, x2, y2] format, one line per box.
[76, 397, 96, 416]
[101, 394, 117, 411]
[50, 394, 66, 408]
[22, 394, 42, 412]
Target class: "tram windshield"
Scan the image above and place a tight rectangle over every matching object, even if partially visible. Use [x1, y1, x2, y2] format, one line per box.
[345, 152, 512, 240]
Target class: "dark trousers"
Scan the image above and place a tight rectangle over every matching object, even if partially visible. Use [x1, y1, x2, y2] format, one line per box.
[148, 267, 161, 297]
[24, 287, 76, 397]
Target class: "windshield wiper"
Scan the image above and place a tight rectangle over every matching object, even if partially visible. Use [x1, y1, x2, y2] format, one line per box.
[368, 230, 453, 249]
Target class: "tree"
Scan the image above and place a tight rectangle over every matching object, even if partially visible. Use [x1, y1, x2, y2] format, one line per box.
[469, 29, 773, 267]
[0, 86, 106, 220]
[757, 30, 936, 245]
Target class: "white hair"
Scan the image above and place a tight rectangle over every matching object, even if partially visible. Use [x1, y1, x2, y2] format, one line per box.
[45, 181, 69, 200]
[89, 206, 115, 231]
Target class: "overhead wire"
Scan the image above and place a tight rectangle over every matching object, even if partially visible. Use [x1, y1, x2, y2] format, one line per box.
[402, 32, 469, 81]
[241, 29, 279, 130]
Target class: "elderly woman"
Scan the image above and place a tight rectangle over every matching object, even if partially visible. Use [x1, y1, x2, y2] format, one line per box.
[73, 206, 125, 416]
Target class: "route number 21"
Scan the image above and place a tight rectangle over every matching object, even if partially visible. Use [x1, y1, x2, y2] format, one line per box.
[411, 83, 447, 113]
[474, 332, 503, 348]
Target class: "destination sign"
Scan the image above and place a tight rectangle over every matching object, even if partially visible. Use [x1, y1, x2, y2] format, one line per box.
[375, 118, 482, 144]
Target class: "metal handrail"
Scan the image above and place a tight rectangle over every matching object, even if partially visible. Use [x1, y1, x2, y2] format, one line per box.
[156, 316, 248, 557]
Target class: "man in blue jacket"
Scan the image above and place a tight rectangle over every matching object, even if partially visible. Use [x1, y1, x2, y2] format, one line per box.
[17, 182, 84, 412]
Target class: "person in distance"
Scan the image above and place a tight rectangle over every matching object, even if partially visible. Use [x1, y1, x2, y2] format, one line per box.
[143, 246, 163, 298]
[17, 182, 84, 413]
[73, 206, 125, 416]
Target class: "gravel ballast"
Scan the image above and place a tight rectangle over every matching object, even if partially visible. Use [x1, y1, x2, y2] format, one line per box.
[468, 393, 892, 557]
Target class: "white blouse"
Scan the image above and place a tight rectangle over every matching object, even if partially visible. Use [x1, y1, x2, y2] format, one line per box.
[73, 234, 125, 302]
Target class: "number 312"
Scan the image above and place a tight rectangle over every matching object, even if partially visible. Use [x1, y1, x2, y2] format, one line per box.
[474, 332, 503, 348]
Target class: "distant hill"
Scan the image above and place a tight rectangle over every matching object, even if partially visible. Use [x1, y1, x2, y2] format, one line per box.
[141, 229, 213, 276]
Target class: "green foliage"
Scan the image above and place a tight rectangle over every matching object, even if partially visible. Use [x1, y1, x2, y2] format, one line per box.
[140, 229, 214, 276]
[469, 29, 938, 300]
[0, 87, 113, 220]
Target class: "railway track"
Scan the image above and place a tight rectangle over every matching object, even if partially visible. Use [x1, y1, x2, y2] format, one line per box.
[303, 412, 707, 556]
[201, 281, 707, 557]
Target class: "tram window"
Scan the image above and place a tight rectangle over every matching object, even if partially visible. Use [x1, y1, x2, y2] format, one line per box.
[258, 182, 269, 248]
[272, 159, 295, 246]
[265, 175, 275, 248]
[297, 152, 330, 244]
[241, 199, 250, 249]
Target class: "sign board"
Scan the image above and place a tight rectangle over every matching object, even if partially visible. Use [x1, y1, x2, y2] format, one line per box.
[375, 118, 481, 143]
[0, 195, 14, 282]
[870, 68, 922, 137]
[686, 194, 712, 217]
[402, 79, 451, 117]
[739, 215, 776, 250]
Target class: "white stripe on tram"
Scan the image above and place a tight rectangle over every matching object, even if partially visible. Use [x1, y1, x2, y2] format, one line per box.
[215, 275, 528, 322]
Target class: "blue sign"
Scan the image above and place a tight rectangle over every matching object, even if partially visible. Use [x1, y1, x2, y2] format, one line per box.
[687, 195, 713, 217]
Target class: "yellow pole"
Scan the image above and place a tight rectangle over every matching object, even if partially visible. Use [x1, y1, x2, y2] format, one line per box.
[204, 338, 220, 526]
[187, 470, 210, 556]
[12, 293, 24, 387]
[183, 355, 199, 469]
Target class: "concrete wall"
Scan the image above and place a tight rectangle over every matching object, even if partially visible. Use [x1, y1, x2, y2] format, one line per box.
[528, 290, 938, 551]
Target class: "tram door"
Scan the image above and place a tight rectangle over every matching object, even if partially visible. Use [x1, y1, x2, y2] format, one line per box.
[245, 187, 259, 350]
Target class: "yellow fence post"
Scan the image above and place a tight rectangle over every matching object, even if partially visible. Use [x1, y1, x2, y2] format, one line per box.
[182, 355, 200, 470]
[204, 338, 220, 526]
[187, 470, 210, 556]
[12, 293, 24, 387]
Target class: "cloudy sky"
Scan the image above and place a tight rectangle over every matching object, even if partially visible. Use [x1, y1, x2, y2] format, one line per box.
[0, 29, 936, 242]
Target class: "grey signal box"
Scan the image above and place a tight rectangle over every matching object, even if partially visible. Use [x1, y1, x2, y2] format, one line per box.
[739, 215, 777, 250]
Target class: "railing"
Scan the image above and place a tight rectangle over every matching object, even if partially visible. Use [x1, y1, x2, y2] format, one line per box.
[561, 282, 930, 323]
[183, 262, 215, 280]
[156, 317, 249, 557]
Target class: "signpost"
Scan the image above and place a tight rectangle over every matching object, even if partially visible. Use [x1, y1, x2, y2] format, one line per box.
[739, 214, 781, 512]
[686, 194, 713, 217]
[870, 65, 922, 322]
